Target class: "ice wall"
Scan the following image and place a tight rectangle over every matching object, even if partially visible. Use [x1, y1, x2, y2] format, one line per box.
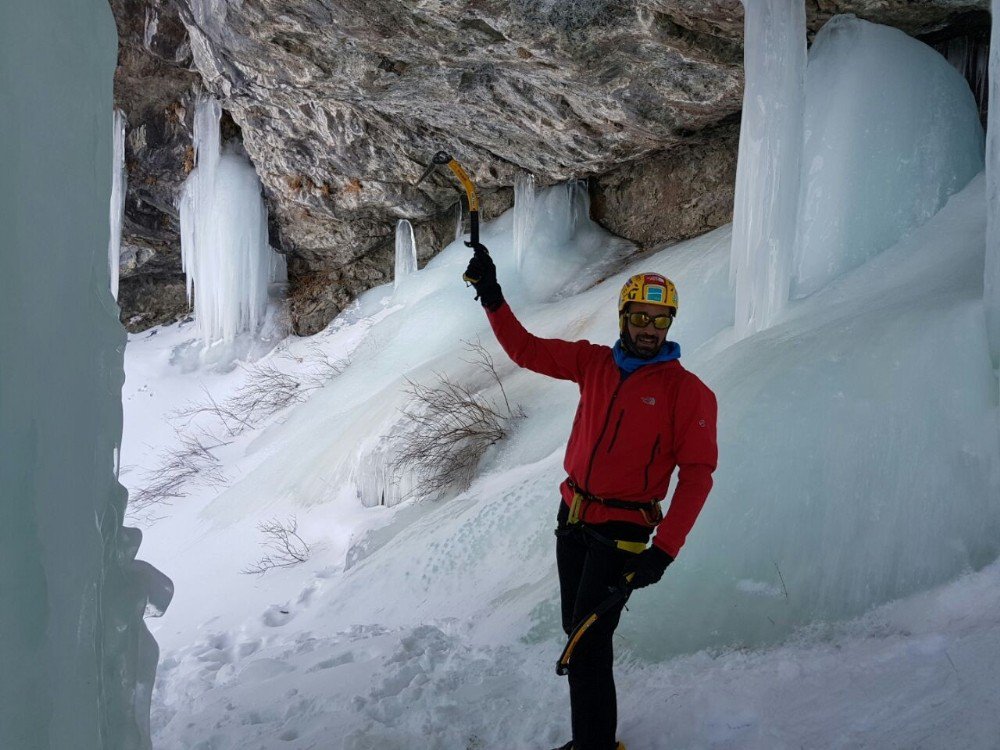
[179, 95, 274, 348]
[0, 1, 171, 748]
[793, 15, 984, 299]
[513, 172, 537, 272]
[729, 0, 806, 339]
[986, 0, 1000, 368]
[394, 219, 417, 287]
[108, 108, 127, 301]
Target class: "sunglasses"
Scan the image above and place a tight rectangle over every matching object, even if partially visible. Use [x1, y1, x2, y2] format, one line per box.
[624, 311, 673, 330]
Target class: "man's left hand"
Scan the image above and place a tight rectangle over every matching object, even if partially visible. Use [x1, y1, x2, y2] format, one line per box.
[626, 545, 674, 589]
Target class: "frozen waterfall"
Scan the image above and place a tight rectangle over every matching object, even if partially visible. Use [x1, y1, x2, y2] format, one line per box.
[513, 172, 537, 272]
[986, 0, 1000, 368]
[108, 108, 126, 301]
[0, 0, 171, 747]
[394, 219, 417, 287]
[179, 95, 275, 348]
[729, 0, 806, 340]
[793, 16, 984, 299]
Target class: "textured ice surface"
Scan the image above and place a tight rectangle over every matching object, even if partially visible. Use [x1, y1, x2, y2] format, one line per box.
[0, 1, 170, 747]
[513, 172, 537, 272]
[179, 95, 276, 349]
[985, 0, 1000, 367]
[108, 108, 126, 301]
[393, 219, 417, 288]
[730, 0, 805, 339]
[793, 15, 984, 299]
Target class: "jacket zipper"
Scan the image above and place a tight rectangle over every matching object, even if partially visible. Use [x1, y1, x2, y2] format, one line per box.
[583, 375, 625, 491]
[605, 410, 625, 453]
[642, 435, 661, 493]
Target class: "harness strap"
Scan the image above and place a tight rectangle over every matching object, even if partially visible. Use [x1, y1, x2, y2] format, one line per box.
[566, 478, 663, 527]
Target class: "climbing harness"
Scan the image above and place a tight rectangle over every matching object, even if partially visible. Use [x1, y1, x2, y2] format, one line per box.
[565, 478, 663, 530]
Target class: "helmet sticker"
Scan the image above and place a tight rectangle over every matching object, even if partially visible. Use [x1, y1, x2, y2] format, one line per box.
[645, 287, 664, 303]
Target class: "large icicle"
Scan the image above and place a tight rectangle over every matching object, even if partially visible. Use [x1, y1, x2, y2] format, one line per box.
[1, 1, 170, 747]
[513, 172, 537, 272]
[108, 108, 127, 301]
[394, 219, 417, 287]
[986, 0, 1000, 368]
[729, 0, 806, 340]
[179, 95, 273, 347]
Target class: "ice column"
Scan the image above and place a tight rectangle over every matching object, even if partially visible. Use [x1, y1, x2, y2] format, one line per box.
[0, 0, 171, 747]
[513, 172, 537, 272]
[986, 0, 1000, 368]
[394, 219, 417, 287]
[179, 95, 273, 347]
[108, 108, 127, 300]
[729, 0, 806, 340]
[793, 16, 984, 299]
[454, 201, 463, 243]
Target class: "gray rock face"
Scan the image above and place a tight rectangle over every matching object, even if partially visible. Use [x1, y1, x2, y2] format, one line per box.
[112, 0, 989, 334]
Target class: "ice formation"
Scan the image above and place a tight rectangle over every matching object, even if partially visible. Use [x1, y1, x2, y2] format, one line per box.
[179, 95, 275, 348]
[793, 16, 984, 299]
[729, 0, 806, 339]
[986, 0, 1000, 368]
[513, 172, 537, 272]
[454, 201, 463, 243]
[143, 6, 158, 50]
[0, 1, 170, 747]
[394, 219, 417, 288]
[108, 108, 127, 301]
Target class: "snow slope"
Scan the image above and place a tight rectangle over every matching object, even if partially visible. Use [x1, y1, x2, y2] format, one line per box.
[122, 173, 1000, 748]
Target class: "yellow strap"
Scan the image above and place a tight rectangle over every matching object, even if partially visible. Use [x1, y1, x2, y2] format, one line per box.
[568, 491, 583, 525]
[615, 540, 647, 554]
[446, 160, 479, 211]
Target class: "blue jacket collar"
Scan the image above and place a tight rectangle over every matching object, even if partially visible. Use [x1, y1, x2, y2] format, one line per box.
[612, 339, 681, 375]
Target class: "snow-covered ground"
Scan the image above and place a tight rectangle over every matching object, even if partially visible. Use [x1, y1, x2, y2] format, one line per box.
[121, 169, 1000, 748]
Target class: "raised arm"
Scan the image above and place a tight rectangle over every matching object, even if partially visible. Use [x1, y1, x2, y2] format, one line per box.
[464, 243, 603, 383]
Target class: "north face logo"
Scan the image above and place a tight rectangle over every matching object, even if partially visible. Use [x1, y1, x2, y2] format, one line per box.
[641, 397, 656, 405]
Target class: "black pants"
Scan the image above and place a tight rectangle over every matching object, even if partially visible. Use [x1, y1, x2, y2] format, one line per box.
[555, 503, 651, 750]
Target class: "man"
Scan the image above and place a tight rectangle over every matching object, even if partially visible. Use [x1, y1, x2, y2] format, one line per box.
[463, 245, 718, 750]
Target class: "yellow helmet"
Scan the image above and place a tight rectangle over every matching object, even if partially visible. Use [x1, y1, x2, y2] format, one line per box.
[618, 273, 678, 317]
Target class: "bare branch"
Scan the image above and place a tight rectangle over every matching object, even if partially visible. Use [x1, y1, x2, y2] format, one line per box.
[389, 342, 523, 500]
[241, 516, 311, 575]
[127, 429, 229, 519]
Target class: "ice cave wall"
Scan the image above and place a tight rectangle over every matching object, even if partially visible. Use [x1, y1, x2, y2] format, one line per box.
[0, 1, 170, 748]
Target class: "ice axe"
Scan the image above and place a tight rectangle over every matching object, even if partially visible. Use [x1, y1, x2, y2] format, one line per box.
[414, 151, 487, 281]
[556, 572, 636, 676]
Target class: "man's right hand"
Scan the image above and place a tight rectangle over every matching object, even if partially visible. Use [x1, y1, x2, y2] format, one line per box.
[463, 242, 504, 311]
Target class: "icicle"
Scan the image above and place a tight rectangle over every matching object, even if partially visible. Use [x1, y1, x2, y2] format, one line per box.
[985, 0, 1000, 368]
[729, 0, 806, 340]
[394, 219, 417, 288]
[454, 201, 463, 243]
[179, 95, 273, 347]
[513, 172, 537, 272]
[108, 109, 126, 301]
[143, 7, 159, 51]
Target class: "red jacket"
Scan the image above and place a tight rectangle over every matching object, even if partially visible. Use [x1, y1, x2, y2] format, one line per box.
[487, 302, 718, 558]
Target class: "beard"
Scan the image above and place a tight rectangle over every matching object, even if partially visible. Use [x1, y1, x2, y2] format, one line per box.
[623, 330, 663, 359]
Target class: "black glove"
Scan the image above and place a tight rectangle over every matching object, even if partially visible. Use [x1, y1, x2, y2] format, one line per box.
[462, 241, 504, 312]
[625, 545, 674, 589]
